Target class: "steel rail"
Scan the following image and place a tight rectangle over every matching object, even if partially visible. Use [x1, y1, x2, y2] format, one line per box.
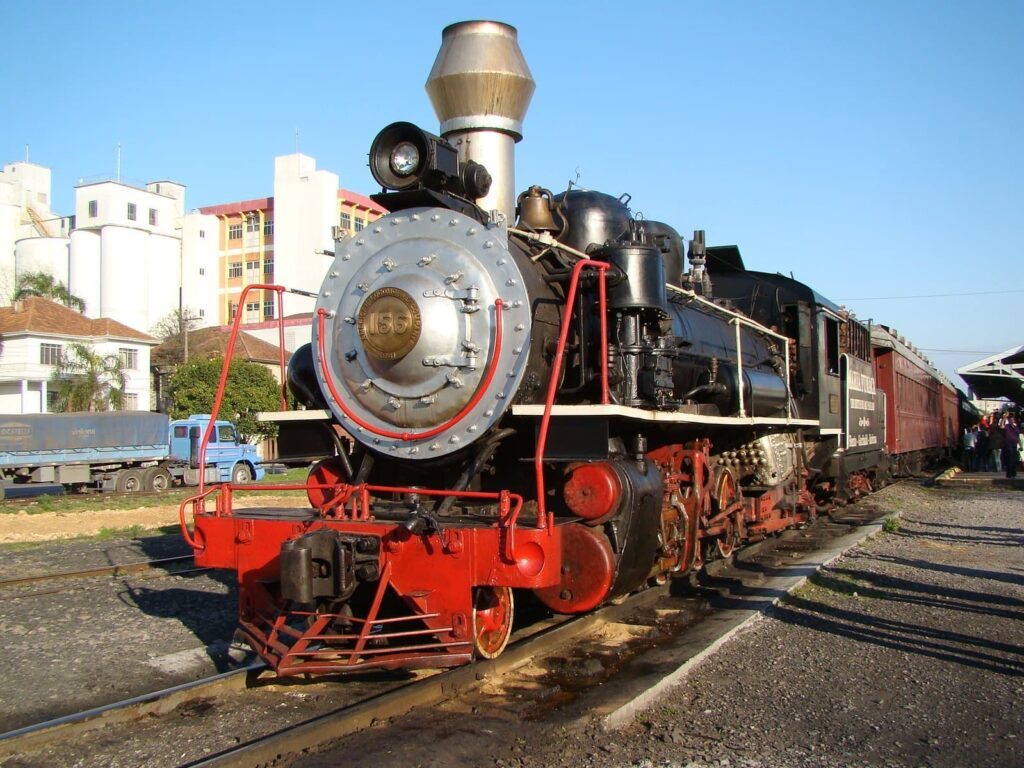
[0, 664, 264, 760]
[0, 555, 197, 591]
[186, 589, 665, 768]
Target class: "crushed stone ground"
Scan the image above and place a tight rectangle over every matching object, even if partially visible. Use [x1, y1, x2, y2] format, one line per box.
[296, 482, 1024, 768]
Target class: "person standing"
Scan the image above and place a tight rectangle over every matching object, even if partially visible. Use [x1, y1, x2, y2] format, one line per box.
[988, 422, 1005, 473]
[975, 425, 989, 471]
[1002, 414, 1020, 479]
[962, 426, 978, 471]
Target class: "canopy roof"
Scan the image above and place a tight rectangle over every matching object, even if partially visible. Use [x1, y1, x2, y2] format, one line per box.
[956, 345, 1024, 403]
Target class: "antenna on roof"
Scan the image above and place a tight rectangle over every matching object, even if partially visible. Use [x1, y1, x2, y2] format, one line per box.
[116, 142, 122, 183]
[24, 144, 29, 163]
[294, 128, 299, 155]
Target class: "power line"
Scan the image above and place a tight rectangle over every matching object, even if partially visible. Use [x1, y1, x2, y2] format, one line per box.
[838, 289, 1024, 301]
[918, 348, 1003, 354]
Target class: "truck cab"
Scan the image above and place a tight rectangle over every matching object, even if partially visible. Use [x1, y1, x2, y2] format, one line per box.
[168, 414, 265, 485]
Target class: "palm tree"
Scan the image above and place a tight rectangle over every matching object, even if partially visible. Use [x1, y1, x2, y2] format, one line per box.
[13, 271, 86, 312]
[50, 343, 127, 412]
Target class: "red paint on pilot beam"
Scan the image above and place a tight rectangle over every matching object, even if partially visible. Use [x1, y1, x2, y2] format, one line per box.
[873, 347, 954, 455]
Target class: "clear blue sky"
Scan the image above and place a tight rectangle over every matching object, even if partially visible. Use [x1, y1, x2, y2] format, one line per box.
[4, 1, 1021, 388]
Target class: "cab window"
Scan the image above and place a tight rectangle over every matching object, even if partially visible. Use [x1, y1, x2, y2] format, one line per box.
[824, 316, 840, 375]
[218, 425, 237, 443]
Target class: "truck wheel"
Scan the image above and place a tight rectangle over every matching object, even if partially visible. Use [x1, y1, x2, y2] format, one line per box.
[231, 464, 253, 484]
[116, 468, 146, 493]
[143, 466, 173, 492]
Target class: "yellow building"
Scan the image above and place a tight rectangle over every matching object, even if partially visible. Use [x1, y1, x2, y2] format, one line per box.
[197, 155, 386, 327]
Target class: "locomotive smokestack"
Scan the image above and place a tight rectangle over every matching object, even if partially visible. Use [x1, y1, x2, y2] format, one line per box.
[425, 20, 535, 221]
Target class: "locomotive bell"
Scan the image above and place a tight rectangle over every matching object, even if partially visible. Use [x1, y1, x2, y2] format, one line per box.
[517, 186, 558, 232]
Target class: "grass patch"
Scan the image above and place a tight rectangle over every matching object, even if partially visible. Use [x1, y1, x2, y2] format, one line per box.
[95, 524, 148, 540]
[0, 464, 314, 516]
[882, 515, 902, 533]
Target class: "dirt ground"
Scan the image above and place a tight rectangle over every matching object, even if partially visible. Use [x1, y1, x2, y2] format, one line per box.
[0, 494, 310, 543]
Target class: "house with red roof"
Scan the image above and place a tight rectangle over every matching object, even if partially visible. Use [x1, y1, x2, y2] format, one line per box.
[0, 297, 157, 414]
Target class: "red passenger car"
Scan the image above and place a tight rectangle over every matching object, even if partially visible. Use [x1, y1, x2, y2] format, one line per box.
[872, 326, 957, 465]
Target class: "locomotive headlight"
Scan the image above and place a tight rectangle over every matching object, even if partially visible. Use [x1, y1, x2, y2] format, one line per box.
[390, 142, 420, 177]
[370, 122, 436, 191]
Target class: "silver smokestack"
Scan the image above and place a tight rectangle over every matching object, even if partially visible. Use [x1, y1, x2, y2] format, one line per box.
[425, 21, 535, 221]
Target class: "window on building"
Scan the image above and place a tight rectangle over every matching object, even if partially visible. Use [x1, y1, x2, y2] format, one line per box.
[88, 200, 98, 218]
[263, 300, 275, 318]
[245, 301, 260, 313]
[199, 229, 206, 238]
[199, 308, 205, 318]
[229, 302, 238, 320]
[40, 343, 62, 365]
[149, 208, 158, 226]
[339, 211, 351, 230]
[124, 393, 139, 410]
[263, 219, 274, 236]
[228, 262, 242, 279]
[127, 202, 137, 221]
[354, 216, 365, 232]
[246, 214, 260, 233]
[228, 223, 242, 240]
[45, 390, 60, 412]
[198, 267, 205, 276]
[246, 259, 260, 271]
[118, 347, 138, 370]
[263, 258, 274, 277]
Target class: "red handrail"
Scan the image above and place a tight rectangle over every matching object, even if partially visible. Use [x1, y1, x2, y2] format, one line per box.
[534, 260, 610, 519]
[315, 299, 505, 442]
[196, 283, 312, 501]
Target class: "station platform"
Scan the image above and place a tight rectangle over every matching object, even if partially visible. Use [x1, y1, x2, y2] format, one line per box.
[935, 467, 1024, 490]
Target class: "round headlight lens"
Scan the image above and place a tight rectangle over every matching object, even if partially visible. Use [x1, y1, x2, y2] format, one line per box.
[390, 142, 420, 177]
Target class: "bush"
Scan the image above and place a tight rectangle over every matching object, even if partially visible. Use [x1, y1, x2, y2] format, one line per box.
[168, 357, 281, 441]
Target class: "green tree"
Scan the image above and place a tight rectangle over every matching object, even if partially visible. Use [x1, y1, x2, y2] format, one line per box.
[150, 308, 200, 365]
[14, 271, 86, 312]
[50, 343, 127, 412]
[168, 356, 280, 441]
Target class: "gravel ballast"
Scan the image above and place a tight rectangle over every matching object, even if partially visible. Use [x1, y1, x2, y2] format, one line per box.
[298, 481, 1024, 768]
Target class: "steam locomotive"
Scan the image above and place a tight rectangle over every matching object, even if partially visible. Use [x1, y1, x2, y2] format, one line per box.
[184, 21, 956, 675]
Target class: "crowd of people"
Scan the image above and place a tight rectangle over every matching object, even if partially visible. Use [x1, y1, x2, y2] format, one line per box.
[961, 410, 1022, 479]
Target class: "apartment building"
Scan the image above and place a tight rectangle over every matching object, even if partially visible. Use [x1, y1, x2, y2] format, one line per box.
[199, 154, 385, 329]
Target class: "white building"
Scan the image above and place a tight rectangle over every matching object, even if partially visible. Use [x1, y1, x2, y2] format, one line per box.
[0, 297, 157, 414]
[1, 151, 383, 367]
[67, 178, 208, 334]
[0, 162, 72, 301]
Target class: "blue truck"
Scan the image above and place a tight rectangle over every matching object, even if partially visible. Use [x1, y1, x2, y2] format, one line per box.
[0, 412, 263, 493]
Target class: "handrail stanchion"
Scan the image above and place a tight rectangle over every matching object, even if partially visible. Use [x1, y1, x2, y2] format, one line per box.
[534, 259, 610, 523]
[196, 283, 312, 505]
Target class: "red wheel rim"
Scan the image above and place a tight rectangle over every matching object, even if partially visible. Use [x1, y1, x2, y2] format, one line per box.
[472, 586, 513, 659]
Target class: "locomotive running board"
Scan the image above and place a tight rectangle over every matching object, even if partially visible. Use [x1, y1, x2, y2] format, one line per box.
[511, 403, 818, 428]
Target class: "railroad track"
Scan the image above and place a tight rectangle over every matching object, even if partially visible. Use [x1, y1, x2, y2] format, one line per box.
[0, 555, 203, 595]
[0, 589, 672, 766]
[0, 664, 264, 761]
[0, 496, 895, 767]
